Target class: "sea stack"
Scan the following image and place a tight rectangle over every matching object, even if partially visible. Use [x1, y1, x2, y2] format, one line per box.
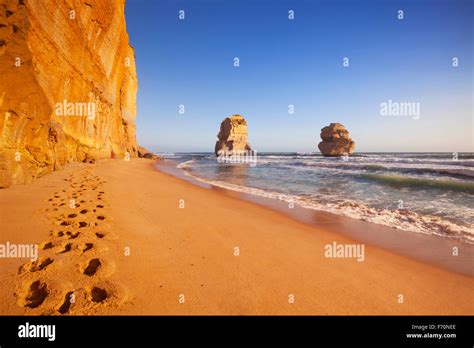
[137, 146, 162, 160]
[215, 114, 252, 156]
[0, 0, 138, 187]
[318, 123, 355, 157]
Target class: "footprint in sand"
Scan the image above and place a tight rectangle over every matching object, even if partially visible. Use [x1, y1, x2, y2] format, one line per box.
[18, 280, 48, 308]
[19, 258, 54, 273]
[18, 169, 119, 313]
[77, 221, 88, 228]
[77, 243, 93, 254]
[39, 241, 54, 250]
[56, 242, 72, 254]
[87, 286, 108, 303]
[51, 230, 65, 238]
[57, 291, 75, 314]
[82, 258, 101, 276]
[65, 231, 80, 239]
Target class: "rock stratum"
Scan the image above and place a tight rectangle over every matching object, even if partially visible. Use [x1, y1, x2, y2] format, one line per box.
[215, 114, 252, 156]
[0, 0, 138, 187]
[318, 123, 355, 157]
[137, 146, 161, 160]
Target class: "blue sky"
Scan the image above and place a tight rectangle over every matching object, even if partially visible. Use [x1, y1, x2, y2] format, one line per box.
[125, 0, 473, 153]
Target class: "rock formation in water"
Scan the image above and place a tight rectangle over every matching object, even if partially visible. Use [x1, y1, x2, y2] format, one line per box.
[318, 123, 355, 157]
[138, 146, 161, 160]
[215, 114, 252, 156]
[0, 0, 138, 187]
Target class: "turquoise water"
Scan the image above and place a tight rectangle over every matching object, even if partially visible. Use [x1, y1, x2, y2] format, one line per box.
[162, 152, 474, 244]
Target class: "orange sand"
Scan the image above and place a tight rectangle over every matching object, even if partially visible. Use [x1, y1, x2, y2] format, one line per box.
[0, 159, 473, 315]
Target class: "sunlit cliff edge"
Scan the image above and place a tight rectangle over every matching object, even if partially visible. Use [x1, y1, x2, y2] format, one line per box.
[0, 0, 138, 187]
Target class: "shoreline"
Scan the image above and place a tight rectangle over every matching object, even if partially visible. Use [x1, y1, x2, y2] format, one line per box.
[0, 158, 473, 315]
[157, 160, 474, 277]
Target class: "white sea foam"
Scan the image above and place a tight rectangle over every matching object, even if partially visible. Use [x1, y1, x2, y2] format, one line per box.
[178, 165, 474, 244]
[177, 160, 196, 170]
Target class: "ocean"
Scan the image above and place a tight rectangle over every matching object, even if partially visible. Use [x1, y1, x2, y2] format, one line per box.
[160, 152, 474, 244]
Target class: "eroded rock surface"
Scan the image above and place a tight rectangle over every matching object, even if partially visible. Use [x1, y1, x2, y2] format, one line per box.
[0, 0, 138, 187]
[318, 123, 355, 157]
[215, 114, 252, 156]
[138, 146, 161, 160]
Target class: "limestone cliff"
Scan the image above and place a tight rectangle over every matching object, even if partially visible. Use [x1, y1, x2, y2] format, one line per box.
[0, 0, 138, 187]
[318, 123, 355, 156]
[215, 114, 252, 156]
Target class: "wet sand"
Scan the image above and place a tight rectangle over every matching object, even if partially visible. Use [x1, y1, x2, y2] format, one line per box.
[0, 158, 473, 315]
[158, 160, 474, 277]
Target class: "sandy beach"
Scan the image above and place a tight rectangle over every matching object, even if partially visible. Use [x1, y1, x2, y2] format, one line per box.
[0, 158, 472, 315]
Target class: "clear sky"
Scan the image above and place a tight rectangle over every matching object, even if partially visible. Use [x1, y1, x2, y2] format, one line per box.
[125, 0, 473, 153]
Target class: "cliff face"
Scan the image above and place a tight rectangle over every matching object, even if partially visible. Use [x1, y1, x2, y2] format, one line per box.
[0, 0, 138, 187]
[318, 123, 355, 156]
[215, 114, 252, 156]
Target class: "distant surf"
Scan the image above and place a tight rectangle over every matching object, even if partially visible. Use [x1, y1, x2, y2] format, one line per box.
[161, 152, 474, 244]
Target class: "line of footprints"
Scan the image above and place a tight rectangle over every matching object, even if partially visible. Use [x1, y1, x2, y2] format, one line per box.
[15, 166, 124, 315]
